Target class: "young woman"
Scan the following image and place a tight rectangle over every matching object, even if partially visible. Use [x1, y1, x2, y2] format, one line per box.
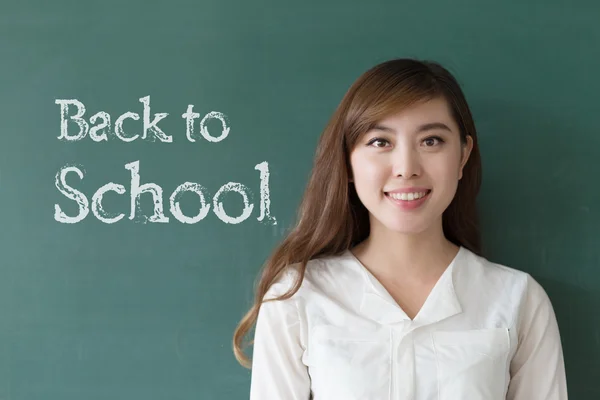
[233, 59, 568, 400]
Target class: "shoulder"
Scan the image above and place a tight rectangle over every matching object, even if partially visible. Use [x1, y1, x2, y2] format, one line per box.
[457, 247, 554, 322]
[471, 248, 548, 289]
[263, 251, 357, 301]
[459, 247, 534, 292]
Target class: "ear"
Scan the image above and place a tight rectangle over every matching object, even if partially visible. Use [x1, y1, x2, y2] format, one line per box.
[458, 135, 474, 180]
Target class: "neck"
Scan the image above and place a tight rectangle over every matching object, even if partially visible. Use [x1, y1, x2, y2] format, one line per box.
[352, 219, 459, 283]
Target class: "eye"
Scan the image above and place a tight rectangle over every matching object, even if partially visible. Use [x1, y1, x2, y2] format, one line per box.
[422, 136, 445, 147]
[366, 137, 390, 148]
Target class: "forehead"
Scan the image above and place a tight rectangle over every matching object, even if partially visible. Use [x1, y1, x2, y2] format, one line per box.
[376, 97, 456, 130]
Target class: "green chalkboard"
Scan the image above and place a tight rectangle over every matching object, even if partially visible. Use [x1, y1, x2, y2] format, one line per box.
[0, 0, 598, 398]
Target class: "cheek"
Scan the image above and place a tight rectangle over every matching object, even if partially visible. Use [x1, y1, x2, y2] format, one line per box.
[430, 159, 461, 199]
[432, 154, 462, 180]
[350, 155, 387, 186]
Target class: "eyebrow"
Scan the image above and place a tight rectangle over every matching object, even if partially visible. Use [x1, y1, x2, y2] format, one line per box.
[371, 122, 453, 134]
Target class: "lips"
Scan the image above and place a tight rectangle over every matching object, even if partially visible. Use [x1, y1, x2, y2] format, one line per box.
[384, 189, 431, 210]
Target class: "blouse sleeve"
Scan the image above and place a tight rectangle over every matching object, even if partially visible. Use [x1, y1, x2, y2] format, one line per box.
[249, 275, 311, 400]
[507, 274, 568, 399]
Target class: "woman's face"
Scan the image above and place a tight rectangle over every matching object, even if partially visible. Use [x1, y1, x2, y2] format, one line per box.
[349, 96, 473, 235]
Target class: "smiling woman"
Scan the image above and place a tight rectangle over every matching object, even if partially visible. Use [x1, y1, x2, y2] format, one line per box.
[234, 58, 568, 400]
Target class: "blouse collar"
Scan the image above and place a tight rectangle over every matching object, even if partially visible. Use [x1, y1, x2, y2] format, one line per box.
[343, 246, 466, 327]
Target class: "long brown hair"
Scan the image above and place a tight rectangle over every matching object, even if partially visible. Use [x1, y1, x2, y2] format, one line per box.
[233, 58, 483, 367]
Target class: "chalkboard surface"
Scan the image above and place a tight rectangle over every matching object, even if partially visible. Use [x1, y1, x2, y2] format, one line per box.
[1, 0, 598, 398]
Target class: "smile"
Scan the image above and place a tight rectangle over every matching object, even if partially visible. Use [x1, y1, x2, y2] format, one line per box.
[384, 190, 432, 210]
[385, 190, 431, 201]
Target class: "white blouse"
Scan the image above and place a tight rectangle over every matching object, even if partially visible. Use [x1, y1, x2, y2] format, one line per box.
[249, 246, 568, 400]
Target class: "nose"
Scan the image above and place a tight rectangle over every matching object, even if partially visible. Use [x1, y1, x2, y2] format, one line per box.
[392, 145, 422, 178]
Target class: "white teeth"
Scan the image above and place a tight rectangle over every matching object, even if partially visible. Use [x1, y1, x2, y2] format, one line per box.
[387, 191, 428, 201]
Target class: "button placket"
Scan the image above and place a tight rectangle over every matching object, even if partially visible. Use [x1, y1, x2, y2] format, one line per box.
[391, 323, 415, 400]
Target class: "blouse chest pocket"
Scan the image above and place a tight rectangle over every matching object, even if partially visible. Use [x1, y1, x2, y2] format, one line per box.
[308, 325, 390, 400]
[432, 328, 511, 400]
